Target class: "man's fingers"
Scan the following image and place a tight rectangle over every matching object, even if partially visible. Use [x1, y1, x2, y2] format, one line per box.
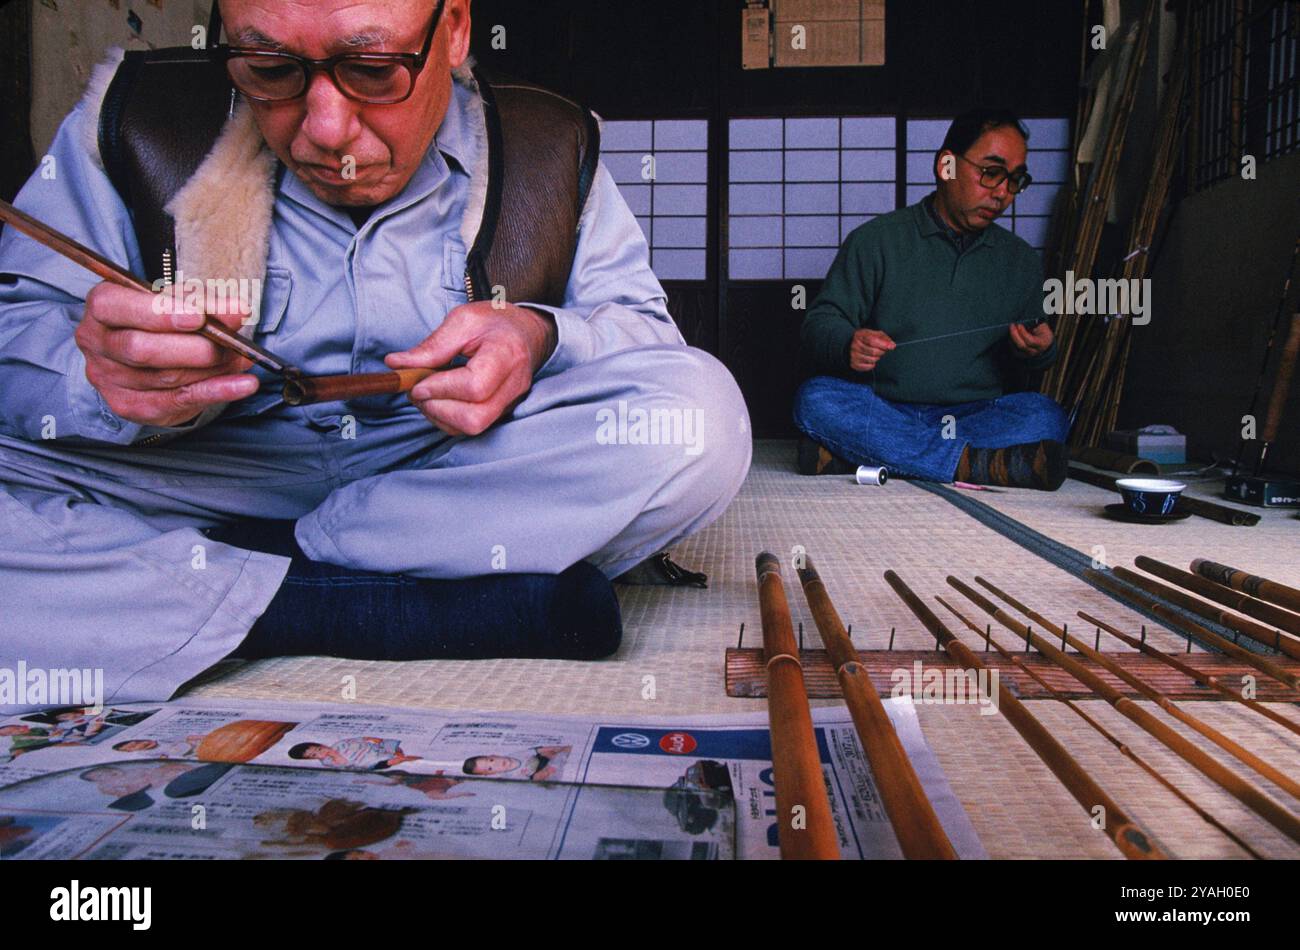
[385, 312, 478, 370]
[106, 373, 259, 427]
[412, 398, 504, 437]
[85, 282, 211, 333]
[97, 361, 256, 392]
[169, 373, 261, 407]
[410, 347, 512, 403]
[100, 326, 231, 370]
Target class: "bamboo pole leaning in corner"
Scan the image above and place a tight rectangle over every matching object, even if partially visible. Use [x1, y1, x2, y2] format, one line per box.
[949, 576, 1300, 847]
[754, 553, 840, 860]
[795, 558, 958, 859]
[883, 570, 1165, 860]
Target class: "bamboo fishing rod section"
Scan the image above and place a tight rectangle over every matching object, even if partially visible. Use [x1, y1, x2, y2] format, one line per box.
[1193, 558, 1300, 615]
[0, 197, 298, 378]
[1084, 568, 1300, 690]
[0, 197, 445, 408]
[281, 368, 436, 406]
[936, 596, 1264, 859]
[1077, 610, 1300, 740]
[882, 570, 1164, 860]
[795, 559, 958, 860]
[1135, 556, 1300, 642]
[754, 553, 840, 860]
[971, 576, 1300, 803]
[1109, 564, 1300, 665]
[949, 576, 1300, 847]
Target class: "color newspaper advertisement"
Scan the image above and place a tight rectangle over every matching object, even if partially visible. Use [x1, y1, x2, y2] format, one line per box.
[0, 698, 984, 859]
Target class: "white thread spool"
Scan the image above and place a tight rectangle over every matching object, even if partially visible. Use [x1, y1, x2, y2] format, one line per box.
[855, 465, 888, 486]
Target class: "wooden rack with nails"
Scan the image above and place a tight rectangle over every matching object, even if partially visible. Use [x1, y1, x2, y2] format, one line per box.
[725, 647, 1300, 702]
[736, 549, 1300, 859]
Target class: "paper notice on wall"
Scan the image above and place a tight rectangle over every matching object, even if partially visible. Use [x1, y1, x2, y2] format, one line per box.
[746, 0, 886, 69]
[742, 4, 772, 70]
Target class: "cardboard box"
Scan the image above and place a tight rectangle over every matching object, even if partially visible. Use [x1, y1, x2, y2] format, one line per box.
[1105, 428, 1186, 465]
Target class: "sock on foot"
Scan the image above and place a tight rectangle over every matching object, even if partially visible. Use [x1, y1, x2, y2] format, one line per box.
[206, 520, 622, 661]
[796, 436, 856, 476]
[957, 440, 1068, 491]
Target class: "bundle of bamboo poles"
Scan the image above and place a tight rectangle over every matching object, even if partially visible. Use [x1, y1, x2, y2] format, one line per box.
[1043, 0, 1159, 389]
[1074, 43, 1190, 446]
[1042, 0, 1195, 446]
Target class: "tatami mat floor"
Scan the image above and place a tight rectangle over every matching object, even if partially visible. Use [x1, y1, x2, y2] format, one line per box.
[186, 440, 1300, 858]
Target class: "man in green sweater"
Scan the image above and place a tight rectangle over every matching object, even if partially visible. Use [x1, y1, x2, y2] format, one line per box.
[795, 109, 1069, 490]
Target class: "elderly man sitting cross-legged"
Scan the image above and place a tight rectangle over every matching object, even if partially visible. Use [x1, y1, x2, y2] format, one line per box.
[0, 0, 751, 713]
[794, 109, 1069, 490]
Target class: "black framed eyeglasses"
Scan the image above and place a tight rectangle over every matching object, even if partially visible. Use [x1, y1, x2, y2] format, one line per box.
[209, 0, 447, 104]
[955, 153, 1032, 194]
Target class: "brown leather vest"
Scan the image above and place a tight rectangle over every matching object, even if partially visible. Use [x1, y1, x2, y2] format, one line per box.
[96, 47, 600, 307]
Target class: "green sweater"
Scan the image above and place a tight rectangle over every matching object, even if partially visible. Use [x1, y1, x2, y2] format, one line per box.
[800, 197, 1057, 405]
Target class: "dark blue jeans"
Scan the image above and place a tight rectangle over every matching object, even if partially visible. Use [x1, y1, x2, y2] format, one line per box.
[794, 376, 1069, 482]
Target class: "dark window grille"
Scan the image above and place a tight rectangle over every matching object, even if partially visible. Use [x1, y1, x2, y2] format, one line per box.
[1191, 0, 1299, 190]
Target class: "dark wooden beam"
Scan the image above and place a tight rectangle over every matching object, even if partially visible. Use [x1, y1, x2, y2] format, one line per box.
[0, 0, 35, 203]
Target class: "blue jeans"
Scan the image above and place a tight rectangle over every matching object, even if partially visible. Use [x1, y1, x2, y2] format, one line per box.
[794, 376, 1070, 482]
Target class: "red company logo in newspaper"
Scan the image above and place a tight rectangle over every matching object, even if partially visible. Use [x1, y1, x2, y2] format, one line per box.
[658, 732, 697, 755]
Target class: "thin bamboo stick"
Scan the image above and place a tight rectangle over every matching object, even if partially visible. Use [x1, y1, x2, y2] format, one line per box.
[1079, 610, 1300, 740]
[281, 368, 435, 406]
[937, 596, 1264, 859]
[1085, 568, 1300, 690]
[0, 197, 298, 378]
[1046, 0, 1161, 402]
[948, 576, 1300, 846]
[883, 570, 1164, 860]
[973, 576, 1300, 802]
[1112, 565, 1300, 663]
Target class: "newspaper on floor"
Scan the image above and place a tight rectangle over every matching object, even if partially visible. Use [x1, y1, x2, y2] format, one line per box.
[0, 697, 985, 859]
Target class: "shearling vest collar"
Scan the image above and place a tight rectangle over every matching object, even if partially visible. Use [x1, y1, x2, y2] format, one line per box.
[82, 47, 599, 322]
